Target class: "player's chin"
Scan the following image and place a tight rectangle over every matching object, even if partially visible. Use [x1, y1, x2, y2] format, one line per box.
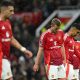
[71, 34, 76, 37]
[8, 15, 12, 18]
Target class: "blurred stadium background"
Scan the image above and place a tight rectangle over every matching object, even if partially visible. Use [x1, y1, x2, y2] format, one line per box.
[0, 0, 80, 80]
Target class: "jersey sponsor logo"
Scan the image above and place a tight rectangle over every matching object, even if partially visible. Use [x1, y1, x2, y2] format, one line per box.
[50, 46, 61, 49]
[68, 49, 74, 52]
[2, 38, 11, 42]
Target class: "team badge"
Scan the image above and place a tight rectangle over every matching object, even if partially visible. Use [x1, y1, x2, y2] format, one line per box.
[6, 32, 9, 37]
[54, 41, 57, 46]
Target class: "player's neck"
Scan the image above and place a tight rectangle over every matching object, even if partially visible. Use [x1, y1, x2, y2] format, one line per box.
[0, 13, 7, 21]
[67, 32, 75, 38]
[67, 31, 72, 36]
[51, 28, 57, 34]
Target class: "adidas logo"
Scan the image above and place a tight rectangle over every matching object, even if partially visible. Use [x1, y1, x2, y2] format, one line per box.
[2, 26, 5, 30]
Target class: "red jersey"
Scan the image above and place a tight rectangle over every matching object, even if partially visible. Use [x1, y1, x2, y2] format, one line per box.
[64, 34, 75, 63]
[39, 29, 64, 65]
[0, 20, 12, 59]
[74, 41, 80, 59]
[72, 41, 80, 69]
[72, 54, 80, 69]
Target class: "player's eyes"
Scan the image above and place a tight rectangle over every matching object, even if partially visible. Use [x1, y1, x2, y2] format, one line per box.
[10, 10, 14, 12]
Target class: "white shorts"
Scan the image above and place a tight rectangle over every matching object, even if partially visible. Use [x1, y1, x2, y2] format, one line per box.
[65, 63, 75, 80]
[45, 64, 66, 80]
[1, 59, 13, 79]
[74, 69, 79, 80]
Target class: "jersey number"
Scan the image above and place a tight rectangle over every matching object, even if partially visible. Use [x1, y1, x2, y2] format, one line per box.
[54, 41, 57, 46]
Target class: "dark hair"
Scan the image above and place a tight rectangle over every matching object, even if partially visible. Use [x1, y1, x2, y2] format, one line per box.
[0, 1, 14, 7]
[51, 18, 61, 26]
[72, 23, 80, 30]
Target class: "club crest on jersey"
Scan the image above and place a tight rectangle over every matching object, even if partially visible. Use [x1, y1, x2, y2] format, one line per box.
[54, 41, 57, 46]
[6, 32, 9, 37]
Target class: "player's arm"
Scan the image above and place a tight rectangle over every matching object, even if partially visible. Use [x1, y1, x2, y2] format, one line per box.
[35, 46, 43, 65]
[33, 46, 43, 72]
[33, 32, 45, 72]
[10, 36, 32, 58]
[61, 44, 66, 64]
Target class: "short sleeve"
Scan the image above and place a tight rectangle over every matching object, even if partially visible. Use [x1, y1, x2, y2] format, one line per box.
[39, 32, 46, 47]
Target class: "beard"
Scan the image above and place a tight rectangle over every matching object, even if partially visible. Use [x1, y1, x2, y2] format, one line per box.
[70, 34, 76, 37]
[52, 28, 59, 33]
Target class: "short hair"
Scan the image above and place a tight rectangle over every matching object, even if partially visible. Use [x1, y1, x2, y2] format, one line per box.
[51, 18, 61, 26]
[0, 1, 14, 7]
[72, 23, 80, 30]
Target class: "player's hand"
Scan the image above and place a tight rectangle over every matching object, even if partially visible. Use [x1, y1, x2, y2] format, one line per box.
[63, 60, 66, 66]
[24, 49, 33, 58]
[33, 64, 39, 72]
[20, 47, 33, 58]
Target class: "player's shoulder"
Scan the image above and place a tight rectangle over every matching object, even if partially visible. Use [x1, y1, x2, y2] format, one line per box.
[41, 29, 50, 36]
[64, 33, 69, 41]
[75, 41, 80, 49]
[0, 20, 3, 23]
[40, 29, 50, 39]
[6, 19, 10, 23]
[0, 20, 4, 27]
[58, 29, 63, 32]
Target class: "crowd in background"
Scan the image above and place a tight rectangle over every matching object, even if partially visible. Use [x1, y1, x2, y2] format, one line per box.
[0, 0, 80, 80]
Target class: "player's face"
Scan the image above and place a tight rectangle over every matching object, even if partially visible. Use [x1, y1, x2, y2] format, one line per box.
[69, 27, 80, 37]
[51, 23, 60, 32]
[5, 6, 14, 18]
